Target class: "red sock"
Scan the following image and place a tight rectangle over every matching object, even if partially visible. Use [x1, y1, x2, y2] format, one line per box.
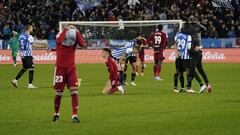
[71, 91, 79, 116]
[54, 95, 62, 114]
[141, 65, 144, 73]
[157, 65, 162, 77]
[154, 65, 157, 77]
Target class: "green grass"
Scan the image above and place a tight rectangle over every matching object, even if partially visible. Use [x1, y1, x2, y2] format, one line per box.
[0, 63, 240, 135]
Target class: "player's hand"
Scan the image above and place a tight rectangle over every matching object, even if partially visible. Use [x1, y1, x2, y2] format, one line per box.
[68, 25, 77, 29]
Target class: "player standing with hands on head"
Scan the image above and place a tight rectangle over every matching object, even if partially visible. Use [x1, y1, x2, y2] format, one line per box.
[11, 25, 38, 89]
[136, 36, 148, 77]
[52, 25, 85, 123]
[147, 24, 168, 80]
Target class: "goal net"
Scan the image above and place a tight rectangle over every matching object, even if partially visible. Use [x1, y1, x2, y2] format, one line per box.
[59, 20, 183, 49]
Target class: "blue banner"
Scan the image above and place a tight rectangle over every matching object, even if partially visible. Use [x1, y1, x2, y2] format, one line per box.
[201, 39, 222, 48]
[75, 0, 103, 11]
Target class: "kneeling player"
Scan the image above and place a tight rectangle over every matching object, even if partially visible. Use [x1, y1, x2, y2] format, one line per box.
[53, 25, 85, 123]
[102, 48, 125, 95]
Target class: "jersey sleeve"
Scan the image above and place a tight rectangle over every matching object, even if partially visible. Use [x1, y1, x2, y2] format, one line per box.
[76, 30, 85, 47]
[187, 35, 192, 49]
[28, 35, 34, 45]
[126, 47, 133, 55]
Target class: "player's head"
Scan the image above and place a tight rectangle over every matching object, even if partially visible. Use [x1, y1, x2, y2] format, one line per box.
[157, 24, 163, 31]
[102, 48, 112, 58]
[181, 22, 190, 35]
[135, 36, 143, 47]
[25, 25, 33, 33]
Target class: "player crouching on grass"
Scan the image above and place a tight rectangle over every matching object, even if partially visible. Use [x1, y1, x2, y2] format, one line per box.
[52, 25, 85, 123]
[102, 48, 125, 95]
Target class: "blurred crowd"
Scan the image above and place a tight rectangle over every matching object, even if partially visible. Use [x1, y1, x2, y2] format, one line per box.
[0, 0, 239, 45]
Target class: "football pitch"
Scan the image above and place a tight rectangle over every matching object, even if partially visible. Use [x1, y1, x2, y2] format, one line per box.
[0, 63, 240, 135]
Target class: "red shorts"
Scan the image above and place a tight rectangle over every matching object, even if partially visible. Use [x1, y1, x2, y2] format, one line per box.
[154, 51, 165, 64]
[53, 66, 78, 91]
[139, 53, 145, 62]
[109, 79, 119, 94]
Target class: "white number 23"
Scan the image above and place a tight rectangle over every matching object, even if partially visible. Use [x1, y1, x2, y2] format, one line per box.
[55, 76, 63, 83]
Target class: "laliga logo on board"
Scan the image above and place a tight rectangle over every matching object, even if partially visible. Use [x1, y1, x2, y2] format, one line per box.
[202, 51, 225, 60]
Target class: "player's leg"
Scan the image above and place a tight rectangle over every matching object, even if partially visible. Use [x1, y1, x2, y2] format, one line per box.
[123, 60, 128, 85]
[12, 57, 27, 88]
[130, 56, 137, 86]
[12, 49, 17, 67]
[196, 54, 210, 93]
[67, 66, 80, 123]
[53, 66, 66, 122]
[27, 56, 37, 89]
[140, 54, 145, 76]
[179, 72, 185, 92]
[186, 59, 197, 93]
[153, 53, 158, 79]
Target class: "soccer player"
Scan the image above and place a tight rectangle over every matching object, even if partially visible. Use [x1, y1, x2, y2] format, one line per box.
[147, 24, 168, 80]
[9, 31, 20, 67]
[11, 25, 37, 89]
[102, 48, 125, 95]
[112, 40, 140, 86]
[173, 29, 195, 93]
[52, 25, 85, 123]
[187, 19, 212, 93]
[136, 36, 148, 76]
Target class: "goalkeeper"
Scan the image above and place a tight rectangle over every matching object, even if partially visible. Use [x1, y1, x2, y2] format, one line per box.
[9, 31, 20, 67]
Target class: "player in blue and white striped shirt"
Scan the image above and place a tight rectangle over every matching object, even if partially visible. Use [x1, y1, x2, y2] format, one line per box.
[112, 39, 141, 86]
[173, 29, 195, 93]
[12, 25, 38, 89]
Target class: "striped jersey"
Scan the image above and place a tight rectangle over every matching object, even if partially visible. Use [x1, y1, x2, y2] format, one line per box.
[19, 33, 34, 57]
[112, 40, 135, 59]
[175, 32, 192, 59]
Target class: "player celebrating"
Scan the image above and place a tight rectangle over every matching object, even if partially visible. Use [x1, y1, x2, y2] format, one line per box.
[11, 25, 37, 89]
[102, 48, 125, 95]
[173, 28, 195, 93]
[147, 24, 168, 80]
[9, 31, 20, 67]
[136, 36, 148, 76]
[52, 25, 85, 123]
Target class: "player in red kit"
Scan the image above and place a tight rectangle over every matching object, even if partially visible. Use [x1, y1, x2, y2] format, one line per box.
[52, 25, 85, 123]
[135, 36, 148, 76]
[102, 48, 125, 95]
[147, 24, 168, 80]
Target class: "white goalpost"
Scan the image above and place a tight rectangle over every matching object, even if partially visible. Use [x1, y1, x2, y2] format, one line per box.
[59, 20, 183, 49]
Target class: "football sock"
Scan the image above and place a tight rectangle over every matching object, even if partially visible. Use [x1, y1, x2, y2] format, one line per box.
[141, 65, 144, 73]
[29, 70, 34, 84]
[119, 71, 124, 85]
[179, 74, 184, 88]
[157, 65, 162, 77]
[15, 68, 27, 80]
[153, 65, 157, 77]
[174, 73, 178, 88]
[71, 90, 78, 116]
[13, 56, 17, 64]
[131, 73, 136, 82]
[54, 94, 62, 114]
[187, 74, 192, 89]
[123, 73, 127, 82]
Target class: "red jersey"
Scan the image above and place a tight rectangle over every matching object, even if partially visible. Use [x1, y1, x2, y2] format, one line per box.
[138, 38, 148, 55]
[147, 31, 168, 52]
[56, 28, 85, 68]
[106, 56, 119, 81]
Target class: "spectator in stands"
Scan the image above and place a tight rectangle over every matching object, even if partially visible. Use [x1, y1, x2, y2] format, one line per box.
[2, 23, 12, 50]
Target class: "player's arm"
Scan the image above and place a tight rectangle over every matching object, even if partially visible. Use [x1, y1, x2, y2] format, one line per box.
[56, 28, 68, 44]
[187, 35, 192, 50]
[76, 30, 85, 47]
[147, 33, 154, 47]
[28, 35, 34, 45]
[163, 33, 169, 49]
[108, 59, 118, 81]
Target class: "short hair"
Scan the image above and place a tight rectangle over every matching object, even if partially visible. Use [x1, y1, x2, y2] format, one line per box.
[25, 25, 32, 31]
[158, 24, 163, 31]
[103, 48, 112, 56]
